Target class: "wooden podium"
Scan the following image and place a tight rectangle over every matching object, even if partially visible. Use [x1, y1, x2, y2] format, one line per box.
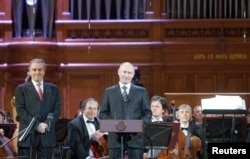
[99, 119, 144, 133]
[99, 120, 144, 159]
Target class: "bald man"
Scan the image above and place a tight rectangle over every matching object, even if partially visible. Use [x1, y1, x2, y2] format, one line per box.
[99, 62, 152, 159]
[193, 105, 204, 125]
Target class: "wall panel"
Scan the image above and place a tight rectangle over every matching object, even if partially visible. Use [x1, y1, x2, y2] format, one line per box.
[224, 73, 246, 92]
[66, 74, 102, 118]
[194, 74, 216, 92]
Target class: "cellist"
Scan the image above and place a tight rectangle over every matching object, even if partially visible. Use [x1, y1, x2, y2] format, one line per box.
[67, 98, 107, 159]
[175, 104, 207, 159]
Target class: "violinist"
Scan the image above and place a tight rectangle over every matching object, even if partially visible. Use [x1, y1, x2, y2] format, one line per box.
[176, 104, 207, 159]
[67, 98, 106, 159]
[144, 95, 172, 159]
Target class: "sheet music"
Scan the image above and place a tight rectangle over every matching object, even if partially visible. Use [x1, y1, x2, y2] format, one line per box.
[201, 95, 246, 110]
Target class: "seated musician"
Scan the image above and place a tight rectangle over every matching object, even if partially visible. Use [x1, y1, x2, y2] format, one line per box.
[0, 109, 6, 136]
[144, 95, 172, 159]
[176, 104, 207, 159]
[67, 98, 106, 159]
[192, 105, 204, 125]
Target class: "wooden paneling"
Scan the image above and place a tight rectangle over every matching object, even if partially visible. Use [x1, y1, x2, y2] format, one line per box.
[65, 74, 102, 118]
[224, 73, 246, 92]
[194, 74, 216, 92]
[0, 0, 250, 119]
[163, 73, 186, 92]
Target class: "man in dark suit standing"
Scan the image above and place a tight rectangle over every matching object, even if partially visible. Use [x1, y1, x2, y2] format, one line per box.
[68, 98, 106, 159]
[99, 62, 152, 159]
[15, 58, 62, 159]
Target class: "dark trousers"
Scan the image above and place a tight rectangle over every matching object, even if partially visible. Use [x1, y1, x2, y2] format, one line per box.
[108, 147, 144, 159]
[18, 147, 54, 159]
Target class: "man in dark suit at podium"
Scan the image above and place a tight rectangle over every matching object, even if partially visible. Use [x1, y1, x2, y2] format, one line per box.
[99, 62, 152, 159]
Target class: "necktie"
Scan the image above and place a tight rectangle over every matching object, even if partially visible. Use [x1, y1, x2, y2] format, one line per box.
[87, 120, 95, 124]
[122, 86, 128, 102]
[181, 127, 188, 131]
[37, 83, 43, 100]
[87, 120, 97, 130]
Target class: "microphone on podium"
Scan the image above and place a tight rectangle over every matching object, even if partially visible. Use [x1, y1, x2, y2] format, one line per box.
[46, 113, 54, 132]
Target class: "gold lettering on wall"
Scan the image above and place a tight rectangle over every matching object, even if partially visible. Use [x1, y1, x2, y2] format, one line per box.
[193, 54, 247, 60]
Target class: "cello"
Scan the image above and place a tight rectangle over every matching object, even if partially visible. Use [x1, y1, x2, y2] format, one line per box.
[90, 134, 108, 159]
[157, 103, 202, 159]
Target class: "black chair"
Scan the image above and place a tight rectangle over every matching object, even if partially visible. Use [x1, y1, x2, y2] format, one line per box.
[53, 119, 71, 159]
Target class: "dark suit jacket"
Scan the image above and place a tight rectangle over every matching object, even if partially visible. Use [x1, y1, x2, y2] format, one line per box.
[15, 81, 61, 147]
[99, 84, 152, 149]
[67, 116, 100, 159]
[162, 116, 173, 122]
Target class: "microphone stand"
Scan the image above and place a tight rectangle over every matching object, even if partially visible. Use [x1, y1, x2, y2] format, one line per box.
[19, 115, 40, 159]
[44, 128, 48, 158]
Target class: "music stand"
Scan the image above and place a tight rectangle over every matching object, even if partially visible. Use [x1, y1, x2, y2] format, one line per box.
[144, 122, 179, 158]
[204, 117, 247, 143]
[0, 123, 17, 139]
[100, 120, 144, 159]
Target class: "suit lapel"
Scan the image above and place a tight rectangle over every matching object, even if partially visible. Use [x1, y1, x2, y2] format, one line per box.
[43, 82, 49, 101]
[115, 84, 124, 102]
[27, 81, 41, 101]
[127, 84, 136, 101]
[80, 116, 91, 142]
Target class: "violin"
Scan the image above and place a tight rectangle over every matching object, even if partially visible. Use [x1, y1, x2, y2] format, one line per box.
[90, 134, 108, 159]
[0, 135, 15, 158]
